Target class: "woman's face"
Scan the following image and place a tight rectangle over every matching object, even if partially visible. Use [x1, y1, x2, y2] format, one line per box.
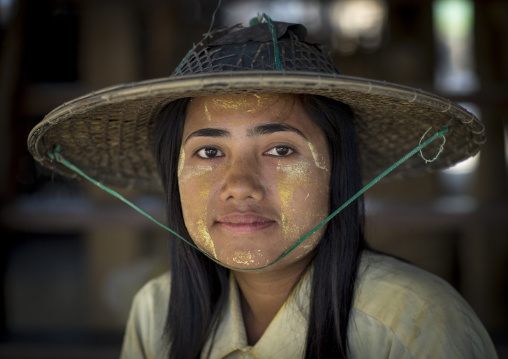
[178, 94, 330, 272]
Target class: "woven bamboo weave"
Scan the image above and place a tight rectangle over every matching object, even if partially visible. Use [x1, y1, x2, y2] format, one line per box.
[28, 22, 485, 192]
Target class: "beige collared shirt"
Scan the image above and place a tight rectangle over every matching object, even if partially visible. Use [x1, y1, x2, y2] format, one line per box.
[120, 252, 498, 358]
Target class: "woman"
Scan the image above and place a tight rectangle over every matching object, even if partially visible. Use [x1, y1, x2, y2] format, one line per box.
[28, 20, 497, 358]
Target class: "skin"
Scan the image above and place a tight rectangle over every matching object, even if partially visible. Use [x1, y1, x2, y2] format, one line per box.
[178, 94, 331, 344]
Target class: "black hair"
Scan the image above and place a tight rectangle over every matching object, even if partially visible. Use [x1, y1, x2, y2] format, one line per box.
[298, 95, 366, 358]
[152, 94, 366, 359]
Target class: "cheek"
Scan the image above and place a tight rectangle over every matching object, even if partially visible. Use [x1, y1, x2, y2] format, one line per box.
[276, 160, 330, 243]
[177, 147, 185, 178]
[178, 164, 217, 258]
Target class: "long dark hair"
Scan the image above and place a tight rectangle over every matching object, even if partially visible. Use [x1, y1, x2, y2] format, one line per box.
[152, 94, 366, 359]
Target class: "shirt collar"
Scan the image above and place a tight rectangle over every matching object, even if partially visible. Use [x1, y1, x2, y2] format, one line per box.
[203, 268, 312, 359]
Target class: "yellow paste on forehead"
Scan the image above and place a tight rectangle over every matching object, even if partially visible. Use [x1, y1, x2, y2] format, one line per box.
[204, 103, 212, 121]
[206, 94, 276, 113]
[211, 96, 247, 111]
[199, 94, 288, 127]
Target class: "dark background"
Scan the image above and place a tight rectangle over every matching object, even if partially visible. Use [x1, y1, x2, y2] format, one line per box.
[0, 0, 507, 358]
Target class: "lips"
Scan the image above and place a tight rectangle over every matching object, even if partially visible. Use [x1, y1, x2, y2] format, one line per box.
[216, 213, 276, 234]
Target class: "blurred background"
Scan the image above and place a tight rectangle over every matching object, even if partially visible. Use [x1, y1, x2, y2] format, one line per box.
[0, 0, 507, 358]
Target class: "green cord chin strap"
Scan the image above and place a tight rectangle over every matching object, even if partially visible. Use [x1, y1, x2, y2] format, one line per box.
[48, 126, 448, 271]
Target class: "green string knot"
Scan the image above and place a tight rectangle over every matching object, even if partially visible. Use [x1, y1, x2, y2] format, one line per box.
[419, 126, 448, 164]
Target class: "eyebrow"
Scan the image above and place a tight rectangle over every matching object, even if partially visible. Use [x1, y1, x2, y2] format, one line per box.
[184, 128, 230, 144]
[183, 123, 307, 144]
[247, 123, 308, 140]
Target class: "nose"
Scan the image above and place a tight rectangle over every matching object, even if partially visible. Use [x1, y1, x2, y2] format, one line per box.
[219, 157, 265, 202]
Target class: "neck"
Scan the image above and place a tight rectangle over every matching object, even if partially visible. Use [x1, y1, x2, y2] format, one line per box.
[233, 259, 311, 345]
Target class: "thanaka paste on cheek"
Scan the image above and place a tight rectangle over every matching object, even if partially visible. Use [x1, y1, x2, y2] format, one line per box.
[177, 147, 185, 178]
[179, 164, 217, 258]
[196, 215, 216, 258]
[276, 157, 330, 249]
[307, 141, 330, 173]
[276, 160, 314, 244]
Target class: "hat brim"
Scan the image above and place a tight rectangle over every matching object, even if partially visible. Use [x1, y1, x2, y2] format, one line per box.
[28, 71, 485, 192]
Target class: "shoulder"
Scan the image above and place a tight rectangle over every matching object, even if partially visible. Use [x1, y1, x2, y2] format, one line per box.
[355, 251, 461, 311]
[349, 251, 497, 359]
[120, 272, 171, 359]
[128, 271, 171, 336]
[132, 271, 172, 308]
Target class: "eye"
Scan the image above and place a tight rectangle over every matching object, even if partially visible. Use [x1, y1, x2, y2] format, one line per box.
[196, 147, 224, 159]
[265, 146, 295, 157]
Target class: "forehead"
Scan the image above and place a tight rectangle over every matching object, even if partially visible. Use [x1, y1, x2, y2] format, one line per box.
[184, 93, 315, 131]
[188, 93, 292, 111]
